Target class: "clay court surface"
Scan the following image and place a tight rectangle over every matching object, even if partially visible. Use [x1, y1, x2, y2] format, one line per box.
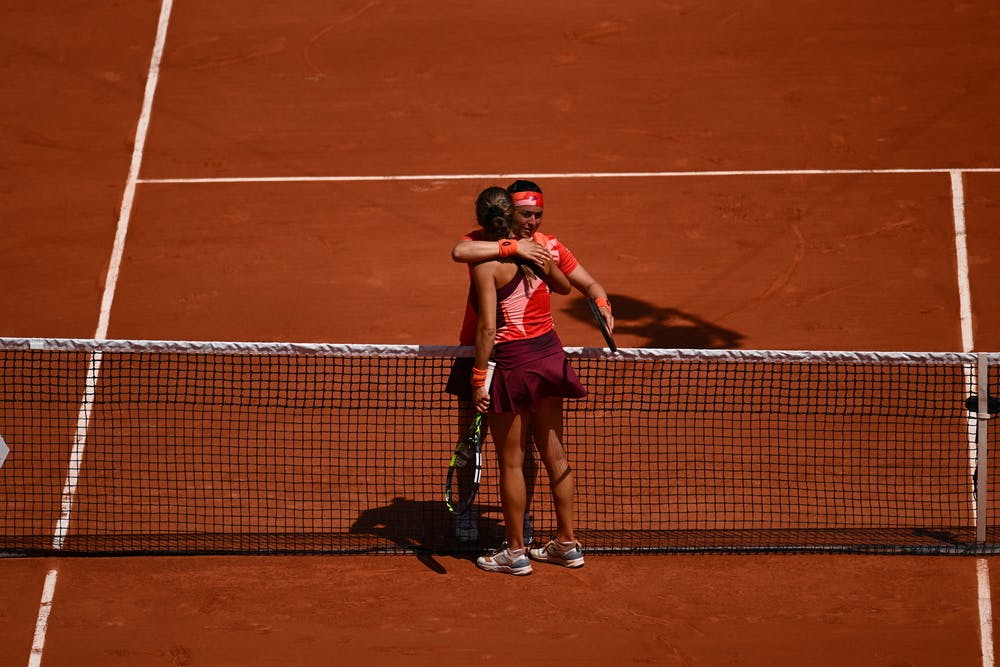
[2, 1, 1000, 665]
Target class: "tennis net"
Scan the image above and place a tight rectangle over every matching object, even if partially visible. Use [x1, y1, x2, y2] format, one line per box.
[0, 337, 997, 556]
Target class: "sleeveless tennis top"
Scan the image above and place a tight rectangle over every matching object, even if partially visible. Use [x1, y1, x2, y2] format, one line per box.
[457, 231, 578, 345]
[494, 269, 554, 344]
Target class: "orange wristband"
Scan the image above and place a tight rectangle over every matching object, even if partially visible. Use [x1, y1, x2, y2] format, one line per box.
[498, 239, 518, 258]
[470, 367, 488, 388]
[595, 297, 612, 312]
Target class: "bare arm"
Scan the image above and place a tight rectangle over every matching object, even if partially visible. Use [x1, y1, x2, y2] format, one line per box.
[537, 254, 571, 296]
[452, 238, 551, 267]
[471, 262, 497, 414]
[567, 263, 614, 332]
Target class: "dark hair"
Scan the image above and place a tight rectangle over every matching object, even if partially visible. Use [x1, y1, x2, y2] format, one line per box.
[475, 187, 513, 240]
[506, 179, 543, 194]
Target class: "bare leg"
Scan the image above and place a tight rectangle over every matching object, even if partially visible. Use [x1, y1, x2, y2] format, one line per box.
[488, 412, 528, 551]
[532, 397, 575, 543]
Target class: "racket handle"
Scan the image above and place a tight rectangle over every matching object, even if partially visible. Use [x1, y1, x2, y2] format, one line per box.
[485, 361, 497, 389]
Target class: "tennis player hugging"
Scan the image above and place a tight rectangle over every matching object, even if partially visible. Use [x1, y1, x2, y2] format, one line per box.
[467, 185, 587, 576]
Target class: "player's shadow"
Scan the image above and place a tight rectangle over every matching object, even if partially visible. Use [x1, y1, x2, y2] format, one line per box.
[349, 497, 502, 572]
[565, 294, 744, 348]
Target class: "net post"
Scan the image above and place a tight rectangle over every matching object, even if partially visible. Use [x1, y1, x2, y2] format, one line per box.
[976, 353, 991, 545]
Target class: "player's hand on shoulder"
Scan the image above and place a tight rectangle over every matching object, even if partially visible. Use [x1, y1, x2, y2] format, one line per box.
[517, 239, 551, 268]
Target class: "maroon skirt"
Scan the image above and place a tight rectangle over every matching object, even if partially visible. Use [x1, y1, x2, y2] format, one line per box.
[489, 329, 587, 415]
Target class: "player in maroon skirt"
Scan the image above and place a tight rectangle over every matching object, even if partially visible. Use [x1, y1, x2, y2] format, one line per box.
[466, 186, 588, 575]
[447, 180, 613, 547]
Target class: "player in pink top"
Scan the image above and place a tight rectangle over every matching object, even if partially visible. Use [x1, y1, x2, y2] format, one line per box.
[452, 179, 614, 344]
[465, 186, 587, 575]
[447, 181, 612, 550]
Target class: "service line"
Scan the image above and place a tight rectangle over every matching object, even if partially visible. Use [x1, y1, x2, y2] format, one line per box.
[137, 166, 1000, 184]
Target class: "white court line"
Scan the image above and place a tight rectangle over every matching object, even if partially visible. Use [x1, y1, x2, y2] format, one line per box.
[137, 166, 1000, 184]
[52, 351, 102, 550]
[27, 569, 58, 667]
[951, 170, 995, 667]
[956, 170, 979, 520]
[28, 2, 175, 666]
[983, 559, 996, 667]
[952, 171, 975, 354]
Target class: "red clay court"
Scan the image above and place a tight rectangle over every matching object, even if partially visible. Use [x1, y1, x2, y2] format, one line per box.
[2, 2, 1000, 665]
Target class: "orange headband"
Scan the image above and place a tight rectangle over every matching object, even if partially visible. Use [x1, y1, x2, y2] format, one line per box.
[511, 191, 543, 208]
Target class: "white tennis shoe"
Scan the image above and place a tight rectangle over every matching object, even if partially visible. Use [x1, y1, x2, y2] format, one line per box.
[476, 547, 533, 575]
[528, 540, 585, 568]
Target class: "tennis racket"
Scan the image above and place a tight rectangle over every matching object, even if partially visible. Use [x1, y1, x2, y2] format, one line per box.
[444, 361, 496, 515]
[588, 298, 618, 352]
